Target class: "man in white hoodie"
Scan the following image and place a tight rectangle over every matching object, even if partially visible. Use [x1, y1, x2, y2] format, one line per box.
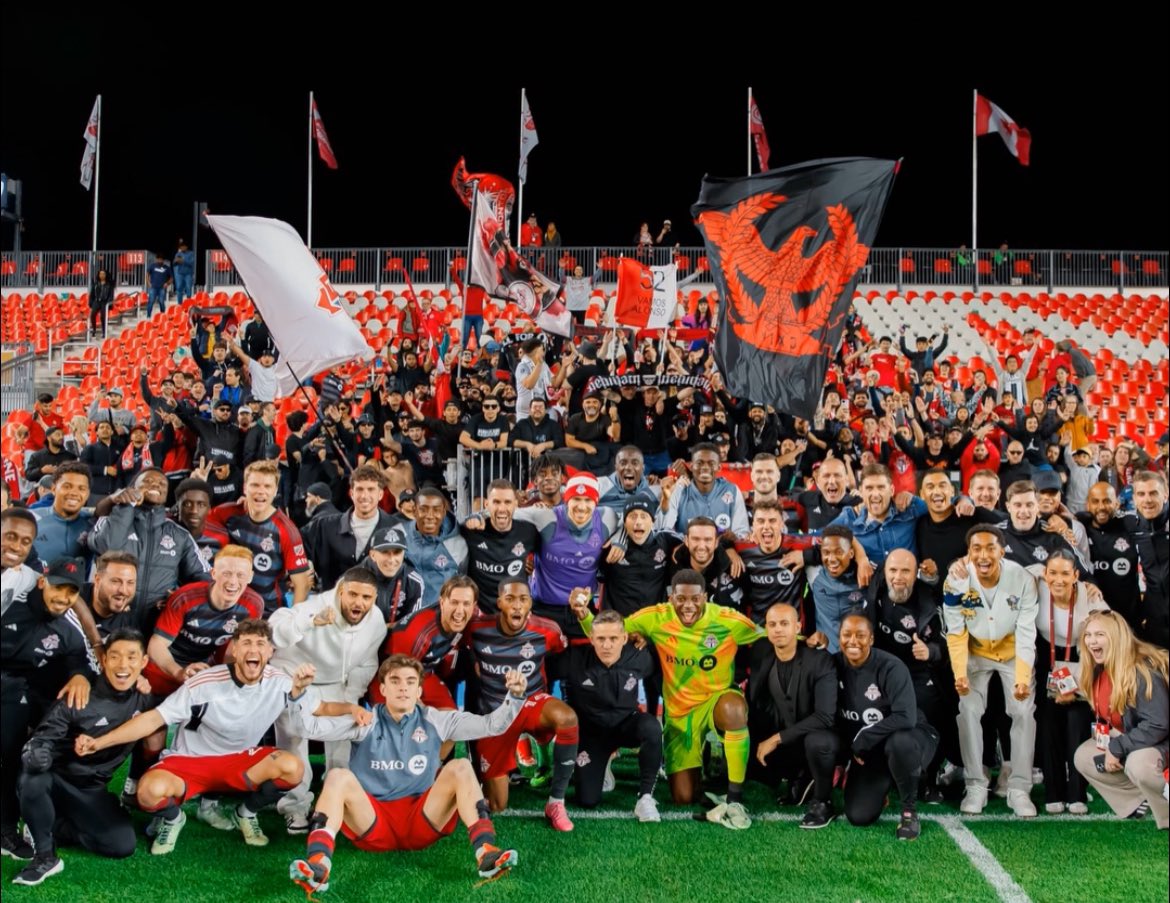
[270, 567, 387, 834]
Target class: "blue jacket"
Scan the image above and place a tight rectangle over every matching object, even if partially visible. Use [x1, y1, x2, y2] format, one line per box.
[31, 508, 95, 566]
[810, 566, 867, 653]
[172, 249, 195, 278]
[401, 515, 468, 606]
[829, 496, 928, 565]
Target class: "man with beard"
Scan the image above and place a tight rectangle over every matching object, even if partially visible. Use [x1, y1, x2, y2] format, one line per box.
[459, 393, 510, 504]
[76, 620, 313, 854]
[177, 397, 243, 472]
[351, 527, 427, 624]
[462, 480, 540, 613]
[598, 446, 663, 516]
[464, 579, 579, 830]
[31, 462, 94, 564]
[737, 501, 814, 629]
[669, 516, 744, 611]
[25, 426, 77, 485]
[663, 444, 750, 538]
[998, 441, 1034, 488]
[13, 628, 153, 884]
[391, 419, 445, 489]
[615, 384, 682, 476]
[867, 550, 952, 801]
[304, 465, 397, 591]
[1, 559, 94, 861]
[829, 464, 928, 567]
[915, 469, 1000, 585]
[271, 568, 387, 834]
[748, 603, 838, 827]
[574, 570, 763, 828]
[736, 401, 780, 461]
[1130, 470, 1168, 648]
[565, 391, 621, 473]
[795, 455, 859, 532]
[809, 526, 867, 653]
[410, 396, 466, 463]
[1077, 482, 1141, 626]
[833, 614, 939, 839]
[80, 551, 153, 642]
[88, 468, 209, 609]
[510, 397, 564, 461]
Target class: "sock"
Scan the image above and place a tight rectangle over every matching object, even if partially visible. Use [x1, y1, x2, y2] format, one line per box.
[549, 725, 579, 802]
[144, 796, 183, 823]
[306, 822, 336, 872]
[723, 728, 749, 802]
[240, 777, 294, 817]
[475, 799, 491, 822]
[468, 818, 496, 855]
[129, 743, 160, 780]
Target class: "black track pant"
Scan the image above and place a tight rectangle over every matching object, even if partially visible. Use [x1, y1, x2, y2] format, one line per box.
[1, 696, 46, 833]
[844, 726, 939, 826]
[1037, 696, 1092, 805]
[749, 730, 840, 803]
[575, 713, 662, 808]
[18, 771, 136, 858]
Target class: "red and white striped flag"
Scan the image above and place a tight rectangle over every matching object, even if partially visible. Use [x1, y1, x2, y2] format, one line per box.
[975, 94, 1031, 166]
[311, 98, 339, 170]
[80, 96, 99, 190]
[749, 97, 771, 171]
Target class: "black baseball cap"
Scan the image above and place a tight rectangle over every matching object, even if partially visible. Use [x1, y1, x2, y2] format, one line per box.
[1033, 470, 1063, 493]
[371, 527, 407, 551]
[44, 557, 85, 590]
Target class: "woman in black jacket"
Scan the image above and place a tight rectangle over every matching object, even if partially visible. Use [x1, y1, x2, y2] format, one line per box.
[1074, 609, 1169, 828]
[89, 268, 114, 334]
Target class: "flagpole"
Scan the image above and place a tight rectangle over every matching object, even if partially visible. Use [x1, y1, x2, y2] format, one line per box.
[91, 94, 101, 257]
[747, 87, 753, 176]
[516, 89, 526, 248]
[307, 92, 314, 248]
[459, 179, 480, 379]
[972, 88, 978, 281]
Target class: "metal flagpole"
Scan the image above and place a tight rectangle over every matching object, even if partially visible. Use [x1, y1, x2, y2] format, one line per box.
[972, 88, 978, 288]
[307, 92, 314, 248]
[91, 95, 101, 256]
[747, 87, 753, 176]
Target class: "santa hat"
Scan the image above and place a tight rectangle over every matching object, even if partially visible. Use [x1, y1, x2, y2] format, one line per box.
[564, 473, 600, 504]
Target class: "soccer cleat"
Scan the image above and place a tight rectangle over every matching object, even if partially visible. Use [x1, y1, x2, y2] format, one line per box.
[800, 799, 834, 830]
[150, 810, 187, 855]
[196, 798, 236, 831]
[1007, 789, 1037, 818]
[544, 800, 574, 832]
[0, 830, 34, 861]
[290, 857, 330, 894]
[634, 794, 661, 823]
[895, 810, 921, 841]
[960, 786, 988, 815]
[718, 801, 752, 830]
[11, 853, 64, 886]
[285, 813, 311, 835]
[919, 783, 945, 805]
[1044, 802, 1065, 814]
[476, 844, 517, 878]
[233, 807, 270, 846]
[1067, 801, 1089, 816]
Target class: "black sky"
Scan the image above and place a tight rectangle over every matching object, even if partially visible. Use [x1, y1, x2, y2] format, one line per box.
[3, 17, 1167, 259]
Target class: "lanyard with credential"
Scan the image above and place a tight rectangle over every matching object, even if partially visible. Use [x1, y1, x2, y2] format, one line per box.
[1048, 598, 1076, 670]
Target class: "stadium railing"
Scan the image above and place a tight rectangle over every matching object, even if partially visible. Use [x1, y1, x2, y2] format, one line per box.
[1, 342, 36, 420]
[0, 249, 150, 291]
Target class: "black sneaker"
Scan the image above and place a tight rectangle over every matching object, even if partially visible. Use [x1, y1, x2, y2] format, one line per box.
[799, 799, 834, 830]
[0, 830, 34, 860]
[1126, 801, 1150, 820]
[789, 772, 814, 806]
[896, 810, 921, 841]
[920, 783, 946, 805]
[12, 854, 63, 886]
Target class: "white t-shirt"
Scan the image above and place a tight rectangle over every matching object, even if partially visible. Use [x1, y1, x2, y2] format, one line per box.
[515, 358, 551, 419]
[247, 359, 278, 403]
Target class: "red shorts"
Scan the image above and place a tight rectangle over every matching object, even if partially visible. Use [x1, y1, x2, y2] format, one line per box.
[341, 787, 457, 852]
[149, 747, 277, 801]
[474, 693, 554, 780]
[143, 660, 182, 697]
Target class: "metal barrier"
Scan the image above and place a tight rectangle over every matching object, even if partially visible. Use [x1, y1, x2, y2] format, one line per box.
[1, 342, 36, 420]
[454, 448, 528, 519]
[0, 249, 150, 291]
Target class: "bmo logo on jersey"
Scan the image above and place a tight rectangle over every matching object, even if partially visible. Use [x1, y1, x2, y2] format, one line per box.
[370, 759, 407, 771]
[407, 755, 428, 776]
[253, 553, 273, 573]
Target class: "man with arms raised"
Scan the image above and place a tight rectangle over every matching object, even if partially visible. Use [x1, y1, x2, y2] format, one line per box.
[285, 654, 528, 894]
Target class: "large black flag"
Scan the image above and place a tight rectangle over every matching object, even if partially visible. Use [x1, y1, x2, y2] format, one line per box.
[692, 157, 897, 420]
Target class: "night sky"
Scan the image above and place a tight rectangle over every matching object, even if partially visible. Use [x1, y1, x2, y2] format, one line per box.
[2, 18, 1167, 262]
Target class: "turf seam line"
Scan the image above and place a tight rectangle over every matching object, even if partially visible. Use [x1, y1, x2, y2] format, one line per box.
[497, 807, 1119, 823]
[937, 814, 1034, 903]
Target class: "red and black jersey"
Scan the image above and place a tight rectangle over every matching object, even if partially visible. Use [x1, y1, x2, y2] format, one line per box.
[463, 614, 566, 712]
[154, 580, 264, 668]
[736, 539, 814, 626]
[204, 504, 309, 613]
[387, 604, 462, 675]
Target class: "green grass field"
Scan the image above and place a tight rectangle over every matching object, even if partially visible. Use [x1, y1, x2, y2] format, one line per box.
[2, 755, 1166, 903]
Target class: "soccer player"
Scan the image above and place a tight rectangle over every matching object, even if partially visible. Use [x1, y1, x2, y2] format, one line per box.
[598, 494, 676, 617]
[663, 444, 750, 537]
[285, 654, 527, 893]
[80, 550, 151, 642]
[76, 619, 313, 854]
[462, 480, 540, 611]
[574, 569, 764, 829]
[809, 526, 867, 652]
[204, 460, 312, 615]
[13, 629, 152, 884]
[736, 500, 813, 626]
[669, 516, 743, 610]
[464, 578, 579, 830]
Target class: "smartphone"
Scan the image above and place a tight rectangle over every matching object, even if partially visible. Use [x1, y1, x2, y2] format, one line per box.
[1093, 754, 1107, 774]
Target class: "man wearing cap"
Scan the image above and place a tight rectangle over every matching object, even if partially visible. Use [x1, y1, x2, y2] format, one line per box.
[387, 417, 444, 489]
[116, 421, 168, 488]
[304, 465, 396, 591]
[521, 212, 542, 248]
[667, 413, 695, 461]
[88, 385, 136, 436]
[172, 239, 194, 302]
[241, 309, 276, 361]
[349, 525, 427, 623]
[565, 391, 620, 473]
[1, 558, 95, 860]
[1153, 432, 1169, 475]
[737, 402, 780, 461]
[1031, 468, 1091, 560]
[88, 468, 209, 609]
[224, 336, 278, 405]
[271, 566, 386, 833]
[177, 395, 243, 470]
[406, 394, 465, 463]
[663, 443, 750, 538]
[559, 340, 613, 416]
[206, 458, 243, 506]
[597, 446, 663, 517]
[29, 476, 56, 509]
[615, 383, 688, 477]
[25, 426, 77, 485]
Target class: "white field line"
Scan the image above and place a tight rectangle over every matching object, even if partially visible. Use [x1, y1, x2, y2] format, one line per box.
[498, 807, 1118, 824]
[937, 815, 1034, 903]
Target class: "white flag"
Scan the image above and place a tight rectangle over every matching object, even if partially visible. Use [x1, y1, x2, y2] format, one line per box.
[646, 263, 677, 330]
[80, 96, 99, 190]
[519, 91, 539, 185]
[205, 215, 371, 394]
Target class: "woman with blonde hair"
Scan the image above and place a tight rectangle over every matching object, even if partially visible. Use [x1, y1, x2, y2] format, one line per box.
[1073, 609, 1169, 828]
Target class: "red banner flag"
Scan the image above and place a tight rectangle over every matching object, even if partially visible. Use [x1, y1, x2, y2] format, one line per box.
[615, 258, 654, 327]
[749, 97, 771, 171]
[311, 99, 339, 170]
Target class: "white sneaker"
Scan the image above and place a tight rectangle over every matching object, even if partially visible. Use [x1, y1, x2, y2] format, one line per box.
[993, 766, 1012, 798]
[602, 762, 616, 793]
[960, 786, 988, 814]
[1068, 801, 1089, 815]
[196, 798, 236, 831]
[937, 763, 964, 787]
[634, 794, 661, 823]
[1007, 789, 1037, 818]
[1044, 802, 1065, 814]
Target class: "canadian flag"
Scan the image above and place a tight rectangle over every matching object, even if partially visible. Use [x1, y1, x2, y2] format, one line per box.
[749, 97, 771, 171]
[311, 98, 339, 170]
[80, 96, 99, 190]
[205, 215, 370, 393]
[975, 94, 1031, 166]
[614, 259, 676, 330]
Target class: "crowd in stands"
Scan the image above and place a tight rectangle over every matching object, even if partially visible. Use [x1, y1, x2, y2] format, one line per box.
[1, 282, 1168, 890]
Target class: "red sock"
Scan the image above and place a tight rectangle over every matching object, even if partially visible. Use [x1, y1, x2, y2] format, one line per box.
[468, 818, 496, 854]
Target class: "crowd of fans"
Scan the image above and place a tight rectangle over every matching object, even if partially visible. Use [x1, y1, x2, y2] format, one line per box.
[1, 293, 1167, 890]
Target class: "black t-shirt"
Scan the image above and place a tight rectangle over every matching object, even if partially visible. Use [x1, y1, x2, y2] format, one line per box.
[512, 416, 565, 449]
[915, 507, 1001, 574]
[567, 362, 610, 414]
[462, 521, 540, 612]
[400, 437, 444, 486]
[566, 413, 612, 445]
[617, 396, 675, 455]
[423, 417, 465, 461]
[466, 414, 506, 444]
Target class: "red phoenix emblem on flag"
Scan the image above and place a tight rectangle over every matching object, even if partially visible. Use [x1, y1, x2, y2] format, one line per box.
[696, 195, 869, 357]
[316, 273, 342, 316]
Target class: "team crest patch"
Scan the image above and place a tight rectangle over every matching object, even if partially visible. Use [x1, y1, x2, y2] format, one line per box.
[703, 634, 718, 650]
[260, 535, 275, 553]
[864, 683, 881, 701]
[720, 492, 733, 505]
[435, 555, 449, 569]
[519, 642, 536, 660]
[223, 618, 238, 635]
[41, 634, 60, 651]
[624, 676, 638, 692]
[654, 548, 666, 563]
[900, 615, 917, 630]
[1006, 595, 1020, 611]
[576, 751, 591, 767]
[1114, 538, 1130, 553]
[160, 534, 175, 551]
[512, 543, 526, 557]
[1032, 547, 1048, 561]
[412, 727, 427, 743]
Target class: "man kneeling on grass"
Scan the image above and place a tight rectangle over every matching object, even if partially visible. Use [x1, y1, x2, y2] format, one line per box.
[285, 654, 527, 894]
